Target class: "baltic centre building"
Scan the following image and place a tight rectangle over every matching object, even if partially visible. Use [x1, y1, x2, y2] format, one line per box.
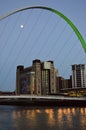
[16, 59, 58, 95]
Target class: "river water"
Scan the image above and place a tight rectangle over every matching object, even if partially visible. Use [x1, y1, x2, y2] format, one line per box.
[0, 105, 86, 130]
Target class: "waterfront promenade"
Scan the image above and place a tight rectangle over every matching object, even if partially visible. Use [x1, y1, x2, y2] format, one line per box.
[0, 95, 86, 107]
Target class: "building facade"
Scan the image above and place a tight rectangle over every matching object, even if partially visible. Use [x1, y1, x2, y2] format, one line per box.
[72, 64, 86, 88]
[16, 59, 58, 95]
[56, 75, 72, 93]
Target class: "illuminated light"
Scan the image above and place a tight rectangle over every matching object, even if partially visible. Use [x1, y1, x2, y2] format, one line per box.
[36, 109, 41, 113]
[71, 108, 75, 115]
[20, 24, 24, 28]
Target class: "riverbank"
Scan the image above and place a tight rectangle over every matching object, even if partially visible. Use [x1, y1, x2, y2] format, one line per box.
[0, 98, 86, 107]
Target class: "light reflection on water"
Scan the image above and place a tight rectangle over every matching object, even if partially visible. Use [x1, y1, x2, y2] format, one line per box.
[0, 106, 86, 130]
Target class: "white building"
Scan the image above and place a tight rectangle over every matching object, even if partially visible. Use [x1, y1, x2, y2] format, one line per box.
[72, 64, 86, 88]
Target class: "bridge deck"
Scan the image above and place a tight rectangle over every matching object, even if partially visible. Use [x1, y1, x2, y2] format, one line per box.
[0, 95, 86, 101]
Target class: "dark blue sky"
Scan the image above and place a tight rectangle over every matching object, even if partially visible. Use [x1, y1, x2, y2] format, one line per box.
[0, 0, 86, 91]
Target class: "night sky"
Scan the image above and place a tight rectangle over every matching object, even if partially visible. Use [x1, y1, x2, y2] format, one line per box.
[0, 0, 86, 91]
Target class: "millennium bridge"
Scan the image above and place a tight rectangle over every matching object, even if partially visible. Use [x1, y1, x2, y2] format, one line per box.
[0, 95, 86, 107]
[0, 95, 86, 100]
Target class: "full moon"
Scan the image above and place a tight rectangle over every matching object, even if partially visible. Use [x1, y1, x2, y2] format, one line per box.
[20, 25, 24, 28]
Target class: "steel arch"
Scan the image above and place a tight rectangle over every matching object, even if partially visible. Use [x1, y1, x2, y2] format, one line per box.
[0, 6, 86, 52]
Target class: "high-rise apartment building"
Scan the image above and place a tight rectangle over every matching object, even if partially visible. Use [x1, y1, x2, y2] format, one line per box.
[16, 59, 58, 95]
[72, 64, 86, 88]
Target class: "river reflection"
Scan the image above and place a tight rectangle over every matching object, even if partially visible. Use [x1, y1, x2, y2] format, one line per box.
[0, 106, 86, 130]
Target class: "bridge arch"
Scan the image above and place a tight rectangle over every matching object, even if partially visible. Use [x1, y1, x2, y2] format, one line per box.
[0, 6, 86, 52]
